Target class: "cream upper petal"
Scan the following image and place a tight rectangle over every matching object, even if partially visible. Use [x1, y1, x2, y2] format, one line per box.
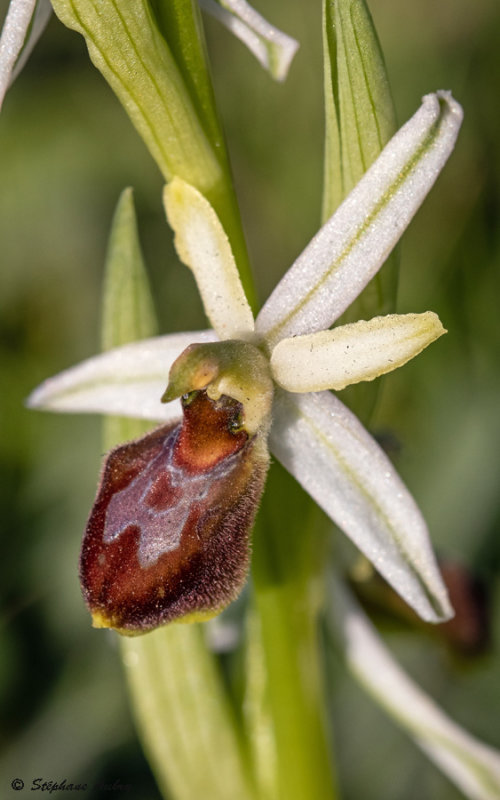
[164, 178, 255, 341]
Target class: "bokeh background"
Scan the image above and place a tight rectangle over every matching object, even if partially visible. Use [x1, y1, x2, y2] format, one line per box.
[1, 0, 499, 797]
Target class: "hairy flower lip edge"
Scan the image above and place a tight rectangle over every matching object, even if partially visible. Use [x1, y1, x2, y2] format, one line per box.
[80, 391, 271, 633]
[6, 4, 488, 791]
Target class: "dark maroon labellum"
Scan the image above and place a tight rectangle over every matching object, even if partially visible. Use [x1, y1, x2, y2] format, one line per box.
[80, 390, 268, 634]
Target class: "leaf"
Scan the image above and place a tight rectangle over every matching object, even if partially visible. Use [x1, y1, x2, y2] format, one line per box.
[322, 0, 396, 216]
[50, 0, 220, 192]
[101, 188, 158, 352]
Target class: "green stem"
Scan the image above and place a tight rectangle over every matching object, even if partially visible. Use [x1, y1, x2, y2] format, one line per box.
[249, 464, 338, 800]
[151, 0, 257, 306]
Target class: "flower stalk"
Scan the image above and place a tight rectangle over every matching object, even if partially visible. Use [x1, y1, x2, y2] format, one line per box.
[251, 465, 338, 800]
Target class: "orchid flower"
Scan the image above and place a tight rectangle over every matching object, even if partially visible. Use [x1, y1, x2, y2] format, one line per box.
[0, 0, 297, 112]
[29, 90, 462, 633]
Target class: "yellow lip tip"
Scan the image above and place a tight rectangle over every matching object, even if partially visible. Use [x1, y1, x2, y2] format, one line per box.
[91, 610, 144, 637]
[91, 610, 114, 629]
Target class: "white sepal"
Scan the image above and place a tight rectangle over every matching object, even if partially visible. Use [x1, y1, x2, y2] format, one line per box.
[200, 0, 298, 82]
[270, 389, 453, 623]
[26, 331, 217, 421]
[270, 312, 446, 393]
[328, 576, 500, 800]
[164, 178, 255, 341]
[0, 0, 37, 108]
[257, 92, 463, 346]
[9, 0, 51, 85]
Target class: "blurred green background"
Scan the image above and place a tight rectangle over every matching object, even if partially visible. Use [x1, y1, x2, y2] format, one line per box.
[1, 0, 499, 798]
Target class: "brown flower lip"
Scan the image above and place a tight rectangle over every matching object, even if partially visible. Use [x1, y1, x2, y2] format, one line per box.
[80, 390, 269, 634]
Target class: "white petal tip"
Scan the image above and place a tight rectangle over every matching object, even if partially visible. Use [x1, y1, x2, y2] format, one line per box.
[421, 596, 454, 625]
[428, 89, 464, 121]
[269, 35, 299, 82]
[25, 383, 48, 410]
[201, 0, 299, 81]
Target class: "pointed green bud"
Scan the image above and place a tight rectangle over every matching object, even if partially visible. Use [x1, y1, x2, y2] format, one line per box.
[322, 0, 397, 217]
[101, 188, 158, 353]
[100, 188, 159, 448]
